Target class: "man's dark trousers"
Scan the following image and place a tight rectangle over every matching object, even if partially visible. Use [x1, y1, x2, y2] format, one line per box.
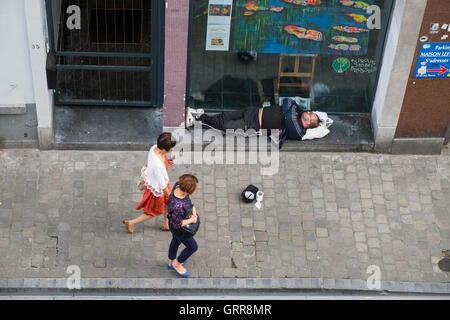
[199, 107, 260, 132]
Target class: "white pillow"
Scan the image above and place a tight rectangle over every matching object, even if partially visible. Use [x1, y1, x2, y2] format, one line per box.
[313, 111, 334, 128]
[279, 97, 311, 110]
[302, 124, 330, 140]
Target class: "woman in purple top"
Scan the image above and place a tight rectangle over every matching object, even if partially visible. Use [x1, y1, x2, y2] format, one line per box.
[167, 174, 199, 277]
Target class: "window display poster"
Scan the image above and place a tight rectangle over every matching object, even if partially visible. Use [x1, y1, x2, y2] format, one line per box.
[206, 0, 232, 51]
[207, 0, 233, 25]
[206, 24, 231, 51]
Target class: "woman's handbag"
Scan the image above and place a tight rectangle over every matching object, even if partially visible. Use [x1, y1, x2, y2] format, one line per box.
[181, 206, 200, 236]
[137, 165, 147, 191]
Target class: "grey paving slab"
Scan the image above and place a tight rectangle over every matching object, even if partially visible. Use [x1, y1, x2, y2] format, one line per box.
[0, 148, 449, 294]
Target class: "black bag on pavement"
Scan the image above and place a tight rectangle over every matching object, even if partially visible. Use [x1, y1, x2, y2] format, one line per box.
[240, 184, 259, 203]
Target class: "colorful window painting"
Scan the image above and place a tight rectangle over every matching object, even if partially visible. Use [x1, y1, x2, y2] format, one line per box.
[187, 0, 395, 113]
[234, 0, 374, 55]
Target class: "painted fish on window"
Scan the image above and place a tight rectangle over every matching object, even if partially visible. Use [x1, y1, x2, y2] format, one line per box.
[346, 13, 367, 24]
[270, 6, 284, 12]
[283, 0, 321, 6]
[329, 43, 361, 51]
[245, 2, 268, 11]
[285, 25, 323, 41]
[333, 26, 368, 33]
[339, 0, 354, 6]
[354, 1, 369, 9]
[349, 44, 362, 51]
[339, 0, 369, 9]
[332, 36, 358, 43]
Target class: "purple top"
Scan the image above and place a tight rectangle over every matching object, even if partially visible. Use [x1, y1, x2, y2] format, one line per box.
[167, 182, 193, 231]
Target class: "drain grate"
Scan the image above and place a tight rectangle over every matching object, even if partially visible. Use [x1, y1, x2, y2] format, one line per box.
[438, 259, 450, 272]
[438, 250, 450, 272]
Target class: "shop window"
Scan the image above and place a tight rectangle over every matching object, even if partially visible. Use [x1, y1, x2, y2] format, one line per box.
[187, 0, 394, 113]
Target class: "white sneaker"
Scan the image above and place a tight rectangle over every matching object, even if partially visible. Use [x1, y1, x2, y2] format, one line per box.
[185, 107, 195, 128]
[191, 108, 204, 120]
[270, 129, 280, 145]
[185, 108, 205, 128]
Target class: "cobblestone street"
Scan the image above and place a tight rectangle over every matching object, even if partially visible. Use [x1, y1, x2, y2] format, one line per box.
[0, 148, 449, 291]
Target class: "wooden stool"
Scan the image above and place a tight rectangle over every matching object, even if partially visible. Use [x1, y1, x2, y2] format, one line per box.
[274, 54, 317, 102]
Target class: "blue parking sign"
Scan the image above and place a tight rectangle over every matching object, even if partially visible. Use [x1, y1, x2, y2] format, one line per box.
[414, 42, 450, 78]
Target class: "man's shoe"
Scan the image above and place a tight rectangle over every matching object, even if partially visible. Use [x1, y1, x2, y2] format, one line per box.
[185, 107, 205, 128]
[185, 107, 195, 128]
[191, 108, 204, 120]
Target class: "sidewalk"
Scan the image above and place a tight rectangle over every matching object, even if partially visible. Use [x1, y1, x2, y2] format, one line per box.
[0, 147, 449, 295]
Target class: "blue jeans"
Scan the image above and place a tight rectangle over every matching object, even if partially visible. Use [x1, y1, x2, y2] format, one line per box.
[168, 231, 198, 263]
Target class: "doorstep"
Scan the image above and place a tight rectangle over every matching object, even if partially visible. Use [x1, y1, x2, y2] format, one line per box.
[282, 114, 374, 152]
[0, 104, 27, 115]
[53, 106, 163, 150]
[53, 107, 374, 152]
[187, 113, 374, 153]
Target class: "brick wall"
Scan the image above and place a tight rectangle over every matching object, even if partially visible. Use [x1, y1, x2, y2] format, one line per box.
[163, 0, 190, 127]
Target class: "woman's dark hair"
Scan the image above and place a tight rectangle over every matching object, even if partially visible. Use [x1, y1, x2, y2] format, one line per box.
[178, 174, 199, 194]
[157, 132, 176, 151]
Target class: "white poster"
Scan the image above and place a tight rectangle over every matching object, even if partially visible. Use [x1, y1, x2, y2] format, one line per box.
[205, 25, 230, 51]
[206, 0, 232, 51]
[207, 0, 233, 25]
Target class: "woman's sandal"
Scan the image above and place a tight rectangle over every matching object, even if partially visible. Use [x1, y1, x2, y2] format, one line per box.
[170, 265, 189, 277]
[123, 220, 134, 233]
[168, 259, 188, 270]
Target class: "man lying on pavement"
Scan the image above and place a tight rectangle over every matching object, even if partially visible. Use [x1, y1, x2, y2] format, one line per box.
[186, 98, 332, 148]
